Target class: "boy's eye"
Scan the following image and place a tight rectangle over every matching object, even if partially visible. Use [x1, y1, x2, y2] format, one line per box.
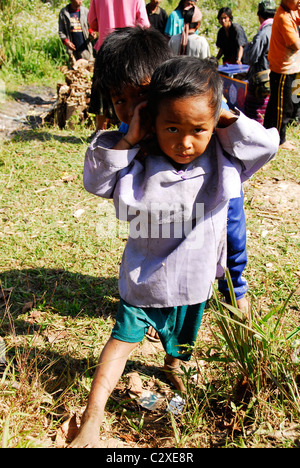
[194, 128, 203, 134]
[167, 127, 178, 133]
[138, 90, 147, 97]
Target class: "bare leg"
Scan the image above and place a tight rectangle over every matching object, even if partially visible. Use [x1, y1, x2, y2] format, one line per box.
[68, 337, 139, 448]
[163, 354, 186, 393]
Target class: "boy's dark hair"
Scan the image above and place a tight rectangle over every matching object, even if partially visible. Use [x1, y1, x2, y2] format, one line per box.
[257, 0, 276, 19]
[217, 7, 233, 21]
[93, 27, 172, 118]
[175, 1, 187, 11]
[148, 57, 223, 124]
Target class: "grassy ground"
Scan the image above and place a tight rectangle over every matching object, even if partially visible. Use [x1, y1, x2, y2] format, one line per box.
[0, 114, 299, 448]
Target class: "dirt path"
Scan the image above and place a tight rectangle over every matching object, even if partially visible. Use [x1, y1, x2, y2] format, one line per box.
[0, 85, 56, 140]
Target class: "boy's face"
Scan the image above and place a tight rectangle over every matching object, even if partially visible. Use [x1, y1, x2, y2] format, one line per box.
[110, 83, 149, 125]
[184, 1, 197, 7]
[70, 0, 83, 10]
[219, 13, 231, 28]
[154, 94, 216, 166]
[283, 0, 300, 9]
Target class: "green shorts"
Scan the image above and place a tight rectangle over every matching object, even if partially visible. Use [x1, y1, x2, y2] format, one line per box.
[111, 298, 206, 361]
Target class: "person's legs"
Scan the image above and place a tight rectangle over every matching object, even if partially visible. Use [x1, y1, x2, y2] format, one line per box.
[89, 51, 107, 131]
[68, 337, 139, 448]
[264, 71, 296, 147]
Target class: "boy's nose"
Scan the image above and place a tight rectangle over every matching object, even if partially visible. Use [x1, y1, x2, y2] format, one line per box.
[178, 136, 192, 149]
[128, 99, 140, 118]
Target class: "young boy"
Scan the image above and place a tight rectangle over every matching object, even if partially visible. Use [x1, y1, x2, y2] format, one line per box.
[69, 55, 279, 447]
[58, 0, 96, 65]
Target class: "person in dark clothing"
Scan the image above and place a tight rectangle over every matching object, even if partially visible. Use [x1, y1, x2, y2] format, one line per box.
[146, 0, 168, 34]
[58, 0, 96, 64]
[216, 7, 247, 64]
[243, 0, 276, 124]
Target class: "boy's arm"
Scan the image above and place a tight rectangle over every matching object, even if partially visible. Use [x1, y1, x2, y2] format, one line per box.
[280, 13, 300, 51]
[58, 10, 68, 43]
[216, 110, 279, 181]
[83, 132, 140, 198]
[87, 0, 98, 31]
[217, 109, 238, 128]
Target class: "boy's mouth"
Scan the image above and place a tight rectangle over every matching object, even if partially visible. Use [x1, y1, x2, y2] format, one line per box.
[176, 153, 194, 159]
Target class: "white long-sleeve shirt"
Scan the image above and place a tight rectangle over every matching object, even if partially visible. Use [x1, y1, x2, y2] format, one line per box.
[83, 112, 279, 308]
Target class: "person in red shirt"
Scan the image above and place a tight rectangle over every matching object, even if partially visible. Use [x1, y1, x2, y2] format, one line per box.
[263, 0, 300, 150]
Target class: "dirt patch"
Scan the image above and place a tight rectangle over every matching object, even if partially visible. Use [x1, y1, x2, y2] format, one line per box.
[0, 85, 56, 139]
[248, 178, 300, 213]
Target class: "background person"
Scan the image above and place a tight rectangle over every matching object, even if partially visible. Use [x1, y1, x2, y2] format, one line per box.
[146, 0, 169, 35]
[168, 4, 210, 57]
[216, 7, 247, 64]
[164, 0, 199, 37]
[243, 0, 276, 124]
[58, 0, 96, 65]
[263, 0, 300, 150]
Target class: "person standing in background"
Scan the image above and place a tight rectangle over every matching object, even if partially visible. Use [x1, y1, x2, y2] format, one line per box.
[146, 0, 169, 35]
[216, 7, 247, 64]
[58, 0, 96, 66]
[243, 0, 276, 124]
[164, 0, 199, 38]
[168, 4, 210, 57]
[263, 0, 300, 150]
[88, 0, 150, 52]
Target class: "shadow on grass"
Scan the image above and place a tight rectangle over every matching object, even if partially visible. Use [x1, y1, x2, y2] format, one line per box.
[11, 128, 88, 145]
[0, 268, 168, 406]
[0, 267, 119, 320]
[0, 267, 120, 394]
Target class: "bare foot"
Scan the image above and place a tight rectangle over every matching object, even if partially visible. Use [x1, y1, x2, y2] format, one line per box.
[236, 296, 249, 313]
[163, 357, 186, 393]
[67, 409, 104, 448]
[146, 326, 160, 342]
[67, 418, 101, 448]
[279, 141, 296, 151]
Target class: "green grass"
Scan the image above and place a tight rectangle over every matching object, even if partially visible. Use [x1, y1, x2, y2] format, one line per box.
[0, 0, 264, 85]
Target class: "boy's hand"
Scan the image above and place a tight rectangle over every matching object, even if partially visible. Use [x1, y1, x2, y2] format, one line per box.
[126, 101, 152, 145]
[217, 108, 238, 128]
[114, 101, 152, 150]
[65, 39, 76, 51]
